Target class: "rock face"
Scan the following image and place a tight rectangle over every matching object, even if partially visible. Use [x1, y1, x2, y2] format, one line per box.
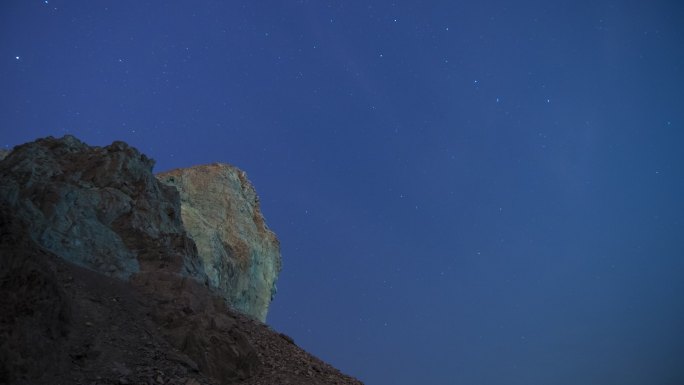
[0, 135, 203, 280]
[0, 136, 260, 384]
[0, 136, 279, 321]
[1, 201, 362, 385]
[157, 164, 281, 322]
[0, 135, 363, 385]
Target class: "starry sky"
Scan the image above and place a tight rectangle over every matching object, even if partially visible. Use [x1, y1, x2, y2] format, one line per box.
[2, 1, 684, 384]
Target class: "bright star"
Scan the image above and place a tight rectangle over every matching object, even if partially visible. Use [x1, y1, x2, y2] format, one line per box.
[15, 56, 20, 60]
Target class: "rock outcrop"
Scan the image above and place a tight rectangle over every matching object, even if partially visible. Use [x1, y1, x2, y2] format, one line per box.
[0, 135, 363, 385]
[0, 136, 280, 320]
[157, 164, 281, 322]
[0, 136, 203, 280]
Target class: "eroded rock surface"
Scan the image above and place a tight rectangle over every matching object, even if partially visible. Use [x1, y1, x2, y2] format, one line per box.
[0, 135, 203, 279]
[157, 164, 281, 322]
[0, 135, 363, 385]
[0, 201, 259, 385]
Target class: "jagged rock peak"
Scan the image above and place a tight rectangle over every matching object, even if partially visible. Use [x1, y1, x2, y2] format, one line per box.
[157, 163, 282, 322]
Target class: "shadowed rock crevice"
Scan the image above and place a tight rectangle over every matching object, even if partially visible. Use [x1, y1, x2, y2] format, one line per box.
[0, 204, 71, 384]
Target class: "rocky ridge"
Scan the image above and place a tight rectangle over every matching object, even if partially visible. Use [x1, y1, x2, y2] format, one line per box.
[0, 136, 363, 385]
[0, 135, 203, 280]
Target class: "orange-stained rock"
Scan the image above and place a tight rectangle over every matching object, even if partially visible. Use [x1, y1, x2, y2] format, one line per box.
[157, 164, 281, 322]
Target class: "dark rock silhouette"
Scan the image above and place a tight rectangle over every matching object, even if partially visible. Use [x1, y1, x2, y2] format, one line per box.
[0, 136, 363, 385]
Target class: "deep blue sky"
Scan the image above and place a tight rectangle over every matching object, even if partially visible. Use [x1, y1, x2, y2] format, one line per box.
[2, 1, 684, 384]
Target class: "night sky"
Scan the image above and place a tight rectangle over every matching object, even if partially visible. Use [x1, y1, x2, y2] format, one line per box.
[2, 1, 684, 384]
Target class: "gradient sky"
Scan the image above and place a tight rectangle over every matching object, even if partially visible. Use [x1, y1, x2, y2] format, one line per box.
[2, 1, 684, 384]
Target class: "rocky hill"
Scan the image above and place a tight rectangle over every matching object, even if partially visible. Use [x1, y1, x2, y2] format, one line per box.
[0, 136, 362, 385]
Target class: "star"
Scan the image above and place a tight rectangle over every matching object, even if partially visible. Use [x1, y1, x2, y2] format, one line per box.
[15, 56, 20, 60]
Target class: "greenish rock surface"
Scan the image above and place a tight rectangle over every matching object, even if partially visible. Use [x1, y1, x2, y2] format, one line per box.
[157, 164, 281, 322]
[0, 135, 281, 321]
[0, 135, 204, 279]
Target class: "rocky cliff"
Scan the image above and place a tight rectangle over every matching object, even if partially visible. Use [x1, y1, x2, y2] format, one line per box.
[0, 136, 363, 385]
[0, 135, 204, 280]
[157, 164, 280, 322]
[0, 136, 279, 321]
